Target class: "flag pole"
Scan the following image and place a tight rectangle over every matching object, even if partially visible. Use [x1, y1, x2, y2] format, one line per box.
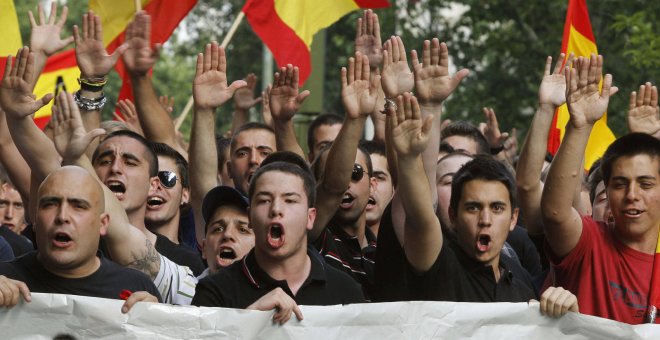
[176, 12, 245, 132]
[135, 0, 142, 11]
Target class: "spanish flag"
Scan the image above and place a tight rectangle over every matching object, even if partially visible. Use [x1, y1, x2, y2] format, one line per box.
[0, 0, 79, 129]
[547, 0, 615, 170]
[90, 0, 197, 107]
[243, 0, 390, 85]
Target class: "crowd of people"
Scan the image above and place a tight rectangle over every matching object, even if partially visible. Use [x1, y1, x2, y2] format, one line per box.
[0, 3, 659, 329]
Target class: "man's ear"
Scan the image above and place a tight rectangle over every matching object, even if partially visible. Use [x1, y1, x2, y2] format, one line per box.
[181, 187, 190, 205]
[370, 177, 378, 195]
[201, 238, 207, 260]
[448, 206, 456, 224]
[306, 207, 317, 231]
[99, 212, 110, 236]
[227, 161, 235, 180]
[509, 207, 519, 232]
[150, 176, 159, 192]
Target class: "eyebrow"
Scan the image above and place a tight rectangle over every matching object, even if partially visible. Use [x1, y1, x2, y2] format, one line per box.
[39, 196, 61, 206]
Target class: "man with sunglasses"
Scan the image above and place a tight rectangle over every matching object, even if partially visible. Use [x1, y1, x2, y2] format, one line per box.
[307, 52, 379, 298]
[145, 143, 205, 276]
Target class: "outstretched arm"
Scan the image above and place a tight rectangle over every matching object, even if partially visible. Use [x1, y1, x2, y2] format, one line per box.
[627, 82, 659, 139]
[122, 11, 186, 158]
[311, 52, 379, 241]
[516, 54, 571, 235]
[0, 108, 31, 202]
[541, 55, 617, 258]
[189, 42, 246, 246]
[388, 93, 438, 272]
[268, 65, 310, 159]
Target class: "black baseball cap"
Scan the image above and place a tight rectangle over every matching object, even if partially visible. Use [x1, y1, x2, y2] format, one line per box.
[201, 186, 249, 232]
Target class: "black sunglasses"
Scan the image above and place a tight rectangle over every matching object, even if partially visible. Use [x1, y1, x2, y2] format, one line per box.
[158, 171, 178, 188]
[351, 164, 366, 182]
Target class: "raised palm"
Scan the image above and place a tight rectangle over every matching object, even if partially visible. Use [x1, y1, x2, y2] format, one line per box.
[413, 40, 468, 104]
[539, 54, 572, 106]
[341, 53, 378, 119]
[193, 43, 245, 111]
[627, 83, 660, 137]
[390, 95, 432, 158]
[381, 37, 413, 98]
[234, 73, 262, 111]
[52, 92, 104, 161]
[122, 13, 159, 76]
[269, 65, 309, 121]
[75, 12, 125, 78]
[28, 3, 73, 57]
[566, 55, 617, 128]
[354, 10, 383, 69]
[0, 49, 52, 119]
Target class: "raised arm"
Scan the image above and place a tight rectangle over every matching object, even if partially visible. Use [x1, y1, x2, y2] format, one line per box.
[189, 42, 246, 245]
[0, 108, 31, 202]
[388, 93, 438, 272]
[73, 10, 128, 157]
[516, 54, 570, 235]
[27, 2, 73, 89]
[311, 52, 379, 241]
[268, 65, 310, 159]
[0, 48, 57, 183]
[231, 73, 262, 134]
[122, 11, 187, 158]
[541, 55, 617, 258]
[627, 82, 659, 139]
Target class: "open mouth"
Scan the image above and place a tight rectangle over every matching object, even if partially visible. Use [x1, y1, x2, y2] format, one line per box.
[219, 248, 236, 260]
[105, 180, 126, 199]
[367, 196, 376, 209]
[53, 232, 72, 247]
[147, 196, 166, 208]
[267, 223, 285, 249]
[623, 209, 643, 218]
[340, 193, 355, 208]
[477, 234, 491, 252]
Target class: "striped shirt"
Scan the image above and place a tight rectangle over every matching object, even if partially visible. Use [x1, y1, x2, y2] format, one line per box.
[153, 254, 198, 305]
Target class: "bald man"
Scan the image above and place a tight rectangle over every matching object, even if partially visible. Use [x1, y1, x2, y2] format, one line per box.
[0, 167, 161, 311]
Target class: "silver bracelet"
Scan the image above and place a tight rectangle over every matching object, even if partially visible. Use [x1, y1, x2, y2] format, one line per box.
[74, 90, 107, 111]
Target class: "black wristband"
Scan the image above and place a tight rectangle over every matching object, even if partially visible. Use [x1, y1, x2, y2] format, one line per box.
[490, 145, 505, 155]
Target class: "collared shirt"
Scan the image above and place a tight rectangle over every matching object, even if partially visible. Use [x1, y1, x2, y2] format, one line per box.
[191, 246, 365, 308]
[407, 239, 537, 302]
[314, 222, 377, 298]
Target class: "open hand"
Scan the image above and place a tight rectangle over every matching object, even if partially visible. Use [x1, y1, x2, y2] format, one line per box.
[269, 65, 310, 122]
[565, 54, 618, 129]
[388, 93, 433, 159]
[538, 53, 573, 107]
[233, 73, 263, 111]
[0, 47, 53, 119]
[381, 36, 413, 98]
[192, 42, 246, 111]
[51, 91, 105, 162]
[627, 82, 659, 138]
[412, 39, 468, 105]
[122, 11, 161, 76]
[28, 2, 73, 57]
[341, 52, 380, 119]
[354, 9, 383, 69]
[479, 107, 508, 148]
[74, 11, 128, 79]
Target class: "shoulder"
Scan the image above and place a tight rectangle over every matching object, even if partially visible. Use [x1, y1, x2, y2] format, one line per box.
[192, 263, 243, 307]
[322, 261, 365, 303]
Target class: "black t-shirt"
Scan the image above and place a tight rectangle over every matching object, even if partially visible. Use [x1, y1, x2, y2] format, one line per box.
[0, 225, 34, 257]
[313, 221, 376, 299]
[154, 233, 205, 276]
[373, 202, 409, 302]
[407, 240, 537, 302]
[506, 225, 542, 277]
[0, 251, 162, 302]
[191, 247, 365, 308]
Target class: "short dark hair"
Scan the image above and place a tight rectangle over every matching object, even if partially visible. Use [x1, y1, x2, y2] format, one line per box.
[441, 121, 489, 155]
[587, 159, 603, 204]
[601, 133, 660, 186]
[311, 143, 373, 182]
[92, 130, 158, 177]
[359, 140, 386, 157]
[249, 161, 317, 208]
[230, 122, 275, 153]
[439, 141, 455, 155]
[307, 113, 343, 151]
[151, 142, 189, 189]
[450, 155, 517, 215]
[216, 136, 231, 171]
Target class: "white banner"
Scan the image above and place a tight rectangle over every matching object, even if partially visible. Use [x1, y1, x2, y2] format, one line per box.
[1, 293, 659, 339]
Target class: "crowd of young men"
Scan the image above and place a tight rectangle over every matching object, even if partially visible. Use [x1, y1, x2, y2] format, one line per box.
[0, 3, 658, 328]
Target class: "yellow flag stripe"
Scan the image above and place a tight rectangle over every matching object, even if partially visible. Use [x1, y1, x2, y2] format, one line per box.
[90, 0, 150, 45]
[274, 0, 358, 47]
[33, 66, 80, 119]
[0, 0, 22, 56]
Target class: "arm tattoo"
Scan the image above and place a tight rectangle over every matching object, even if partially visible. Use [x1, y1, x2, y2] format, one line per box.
[127, 239, 161, 280]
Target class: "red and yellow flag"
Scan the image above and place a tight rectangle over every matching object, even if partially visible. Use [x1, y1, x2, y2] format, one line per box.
[243, 0, 390, 86]
[547, 0, 615, 170]
[90, 0, 197, 110]
[0, 0, 79, 129]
